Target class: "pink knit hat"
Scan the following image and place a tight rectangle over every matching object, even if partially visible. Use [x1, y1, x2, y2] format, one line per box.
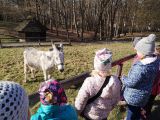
[94, 48, 112, 71]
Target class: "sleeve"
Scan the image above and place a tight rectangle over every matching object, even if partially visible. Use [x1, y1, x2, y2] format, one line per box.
[122, 64, 144, 88]
[74, 78, 91, 113]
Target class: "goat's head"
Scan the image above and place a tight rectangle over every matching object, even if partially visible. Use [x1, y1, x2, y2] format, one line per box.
[51, 44, 64, 72]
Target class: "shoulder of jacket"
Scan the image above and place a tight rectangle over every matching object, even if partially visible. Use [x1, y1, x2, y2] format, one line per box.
[84, 76, 96, 83]
[110, 75, 120, 82]
[108, 75, 121, 86]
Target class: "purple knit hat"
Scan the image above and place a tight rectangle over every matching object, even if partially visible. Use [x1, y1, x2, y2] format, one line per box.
[39, 79, 67, 105]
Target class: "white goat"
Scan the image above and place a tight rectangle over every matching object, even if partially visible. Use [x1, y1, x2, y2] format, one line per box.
[23, 44, 64, 82]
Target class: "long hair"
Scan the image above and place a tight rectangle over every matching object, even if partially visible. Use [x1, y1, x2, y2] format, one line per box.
[91, 69, 112, 78]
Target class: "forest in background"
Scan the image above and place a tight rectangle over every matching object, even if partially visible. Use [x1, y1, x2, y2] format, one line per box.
[0, 0, 160, 41]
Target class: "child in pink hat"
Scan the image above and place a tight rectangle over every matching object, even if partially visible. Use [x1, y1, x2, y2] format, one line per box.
[75, 48, 121, 120]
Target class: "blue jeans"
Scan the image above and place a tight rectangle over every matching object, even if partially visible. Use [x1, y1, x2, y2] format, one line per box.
[126, 104, 141, 120]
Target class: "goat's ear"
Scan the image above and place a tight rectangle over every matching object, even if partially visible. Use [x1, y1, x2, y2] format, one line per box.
[51, 40, 55, 48]
[59, 44, 63, 51]
[52, 44, 57, 50]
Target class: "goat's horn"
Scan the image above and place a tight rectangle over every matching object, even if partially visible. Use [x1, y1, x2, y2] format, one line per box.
[51, 40, 54, 44]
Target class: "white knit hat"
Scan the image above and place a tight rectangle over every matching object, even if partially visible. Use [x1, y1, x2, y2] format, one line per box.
[0, 81, 29, 120]
[94, 48, 112, 71]
[135, 34, 156, 56]
[132, 37, 142, 47]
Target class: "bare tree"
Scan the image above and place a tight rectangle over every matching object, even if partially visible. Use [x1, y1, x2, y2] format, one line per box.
[59, 0, 70, 43]
[73, 0, 79, 37]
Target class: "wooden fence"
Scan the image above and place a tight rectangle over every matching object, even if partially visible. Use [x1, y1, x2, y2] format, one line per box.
[0, 37, 71, 48]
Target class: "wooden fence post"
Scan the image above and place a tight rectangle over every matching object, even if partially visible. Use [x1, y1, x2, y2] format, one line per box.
[38, 39, 41, 46]
[116, 64, 123, 78]
[0, 39, 2, 48]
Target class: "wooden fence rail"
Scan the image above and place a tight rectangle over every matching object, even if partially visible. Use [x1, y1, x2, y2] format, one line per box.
[0, 37, 71, 48]
[29, 53, 136, 107]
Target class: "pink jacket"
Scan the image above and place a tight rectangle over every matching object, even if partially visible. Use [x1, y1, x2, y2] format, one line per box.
[75, 75, 121, 120]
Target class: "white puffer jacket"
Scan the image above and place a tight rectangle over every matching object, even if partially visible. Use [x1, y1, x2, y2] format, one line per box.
[75, 75, 121, 120]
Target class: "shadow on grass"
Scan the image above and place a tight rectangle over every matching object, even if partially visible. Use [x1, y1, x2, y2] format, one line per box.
[69, 83, 83, 89]
[28, 79, 42, 83]
[27, 76, 63, 83]
[150, 99, 160, 120]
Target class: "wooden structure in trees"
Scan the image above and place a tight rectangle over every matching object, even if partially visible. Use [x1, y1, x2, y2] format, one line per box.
[16, 18, 48, 42]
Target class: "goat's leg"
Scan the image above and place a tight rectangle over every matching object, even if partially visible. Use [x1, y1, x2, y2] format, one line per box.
[24, 63, 27, 83]
[48, 74, 51, 79]
[48, 70, 51, 79]
[43, 69, 48, 81]
[30, 68, 35, 79]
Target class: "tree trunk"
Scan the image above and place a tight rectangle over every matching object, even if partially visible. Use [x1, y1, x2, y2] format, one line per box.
[55, 0, 59, 36]
[49, 0, 53, 32]
[73, 0, 80, 38]
[80, 14, 84, 42]
[35, 0, 39, 20]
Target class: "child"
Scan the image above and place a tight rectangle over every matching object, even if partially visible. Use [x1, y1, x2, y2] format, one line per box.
[31, 79, 78, 120]
[75, 48, 121, 120]
[0, 81, 30, 120]
[132, 35, 160, 120]
[122, 34, 160, 120]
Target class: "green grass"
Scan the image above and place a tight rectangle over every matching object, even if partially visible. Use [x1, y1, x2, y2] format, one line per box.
[0, 42, 134, 94]
[0, 42, 160, 120]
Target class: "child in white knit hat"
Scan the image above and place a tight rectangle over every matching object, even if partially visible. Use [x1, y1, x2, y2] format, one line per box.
[0, 81, 30, 120]
[75, 48, 121, 120]
[122, 34, 160, 120]
[130, 34, 160, 120]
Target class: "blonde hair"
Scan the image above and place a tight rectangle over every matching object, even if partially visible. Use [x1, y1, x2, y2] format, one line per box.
[91, 69, 112, 78]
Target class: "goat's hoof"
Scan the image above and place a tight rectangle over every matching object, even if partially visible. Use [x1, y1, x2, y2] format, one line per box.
[23, 80, 27, 83]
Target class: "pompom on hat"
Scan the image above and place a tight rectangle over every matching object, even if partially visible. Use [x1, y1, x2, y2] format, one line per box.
[94, 48, 112, 71]
[0, 81, 29, 120]
[135, 34, 156, 56]
[39, 79, 67, 105]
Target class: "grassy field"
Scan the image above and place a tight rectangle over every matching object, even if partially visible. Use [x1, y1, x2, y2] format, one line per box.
[0, 42, 160, 120]
[0, 42, 135, 93]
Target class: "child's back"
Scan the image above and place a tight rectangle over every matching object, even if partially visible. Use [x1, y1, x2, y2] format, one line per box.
[31, 103, 77, 120]
[75, 48, 121, 120]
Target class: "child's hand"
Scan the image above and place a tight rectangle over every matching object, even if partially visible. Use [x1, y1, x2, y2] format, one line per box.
[121, 75, 127, 84]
